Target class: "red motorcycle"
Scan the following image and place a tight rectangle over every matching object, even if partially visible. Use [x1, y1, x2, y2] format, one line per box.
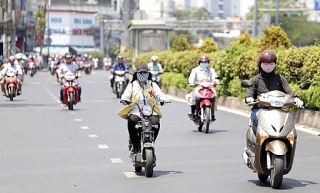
[187, 78, 220, 133]
[62, 72, 80, 110]
[4, 72, 19, 101]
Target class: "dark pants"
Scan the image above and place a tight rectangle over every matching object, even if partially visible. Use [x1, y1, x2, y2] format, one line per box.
[128, 114, 160, 144]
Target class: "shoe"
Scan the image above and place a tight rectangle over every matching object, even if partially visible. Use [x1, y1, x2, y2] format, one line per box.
[131, 144, 140, 154]
[188, 112, 194, 120]
[17, 91, 22, 95]
[212, 115, 216, 121]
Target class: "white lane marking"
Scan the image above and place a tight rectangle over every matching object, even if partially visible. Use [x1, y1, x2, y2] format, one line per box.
[88, 134, 98, 138]
[168, 95, 320, 136]
[123, 172, 140, 178]
[52, 97, 57, 99]
[75, 119, 82, 122]
[98, 144, 109, 149]
[111, 158, 123, 163]
[81, 126, 89, 130]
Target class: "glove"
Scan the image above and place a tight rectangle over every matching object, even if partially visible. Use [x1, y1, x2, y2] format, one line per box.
[162, 97, 171, 104]
[294, 97, 304, 108]
[245, 97, 254, 104]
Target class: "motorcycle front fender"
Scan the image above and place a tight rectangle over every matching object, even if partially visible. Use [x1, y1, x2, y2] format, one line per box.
[265, 140, 288, 155]
[199, 99, 213, 108]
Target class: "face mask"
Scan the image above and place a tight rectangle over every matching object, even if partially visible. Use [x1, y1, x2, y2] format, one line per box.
[137, 72, 149, 81]
[261, 62, 275, 73]
[199, 62, 209, 70]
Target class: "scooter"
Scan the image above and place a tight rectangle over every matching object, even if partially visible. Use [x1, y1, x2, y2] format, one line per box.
[113, 70, 127, 98]
[186, 77, 220, 133]
[61, 71, 81, 110]
[241, 80, 310, 189]
[150, 70, 162, 87]
[122, 101, 166, 177]
[4, 72, 19, 101]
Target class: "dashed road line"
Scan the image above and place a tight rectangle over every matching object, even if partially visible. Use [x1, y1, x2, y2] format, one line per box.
[123, 172, 140, 178]
[81, 126, 89, 130]
[75, 118, 82, 122]
[88, 134, 98, 138]
[111, 158, 123, 163]
[98, 144, 109, 149]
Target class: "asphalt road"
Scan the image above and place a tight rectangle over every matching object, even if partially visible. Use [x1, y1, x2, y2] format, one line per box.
[0, 70, 320, 193]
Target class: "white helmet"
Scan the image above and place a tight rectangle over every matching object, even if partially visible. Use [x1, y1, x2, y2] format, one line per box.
[151, 55, 158, 61]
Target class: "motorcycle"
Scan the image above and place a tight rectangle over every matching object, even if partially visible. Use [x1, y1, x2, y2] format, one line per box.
[84, 61, 92, 74]
[28, 61, 36, 77]
[103, 61, 111, 70]
[150, 70, 162, 87]
[4, 72, 19, 101]
[124, 102, 164, 177]
[186, 77, 220, 133]
[49, 61, 57, 76]
[61, 71, 80, 110]
[113, 70, 127, 98]
[241, 80, 310, 189]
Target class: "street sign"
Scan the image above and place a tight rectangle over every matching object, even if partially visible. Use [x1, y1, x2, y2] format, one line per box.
[315, 0, 320, 10]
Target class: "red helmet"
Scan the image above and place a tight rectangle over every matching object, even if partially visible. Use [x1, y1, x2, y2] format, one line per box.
[258, 50, 277, 63]
[198, 55, 209, 63]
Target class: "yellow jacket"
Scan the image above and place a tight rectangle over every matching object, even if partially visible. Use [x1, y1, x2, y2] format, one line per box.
[117, 81, 168, 119]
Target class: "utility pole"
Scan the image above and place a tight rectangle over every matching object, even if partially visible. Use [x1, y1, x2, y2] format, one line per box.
[253, 0, 258, 37]
[275, 0, 279, 25]
[47, 0, 51, 59]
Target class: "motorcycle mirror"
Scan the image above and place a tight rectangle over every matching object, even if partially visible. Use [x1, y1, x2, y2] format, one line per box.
[241, 80, 253, 88]
[299, 82, 310, 90]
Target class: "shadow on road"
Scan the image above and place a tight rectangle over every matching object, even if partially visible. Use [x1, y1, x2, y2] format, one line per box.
[248, 178, 318, 189]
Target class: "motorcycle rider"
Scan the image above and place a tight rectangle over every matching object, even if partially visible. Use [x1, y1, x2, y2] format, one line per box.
[103, 54, 112, 70]
[110, 56, 129, 91]
[118, 64, 171, 153]
[242, 50, 304, 163]
[147, 55, 164, 85]
[187, 55, 220, 122]
[245, 50, 304, 127]
[57, 52, 82, 102]
[0, 56, 23, 95]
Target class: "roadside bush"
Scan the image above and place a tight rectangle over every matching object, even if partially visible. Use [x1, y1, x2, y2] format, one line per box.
[197, 37, 219, 53]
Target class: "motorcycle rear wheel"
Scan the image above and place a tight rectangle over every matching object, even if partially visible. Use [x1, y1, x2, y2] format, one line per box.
[135, 166, 142, 172]
[144, 149, 154, 177]
[258, 173, 269, 182]
[68, 93, 74, 110]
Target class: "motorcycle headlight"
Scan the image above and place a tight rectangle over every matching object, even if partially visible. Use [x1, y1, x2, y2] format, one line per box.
[141, 106, 153, 116]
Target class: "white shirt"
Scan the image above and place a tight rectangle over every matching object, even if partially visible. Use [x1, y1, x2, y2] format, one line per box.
[188, 66, 220, 85]
[58, 62, 79, 75]
[1, 62, 23, 76]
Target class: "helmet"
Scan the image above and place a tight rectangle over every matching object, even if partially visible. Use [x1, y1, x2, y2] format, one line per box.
[151, 55, 158, 61]
[198, 55, 209, 63]
[16, 55, 22, 60]
[83, 53, 88, 57]
[258, 50, 277, 63]
[8, 56, 15, 62]
[65, 52, 72, 58]
[117, 56, 123, 63]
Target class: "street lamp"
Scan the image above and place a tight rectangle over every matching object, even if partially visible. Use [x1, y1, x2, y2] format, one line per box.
[47, 0, 51, 59]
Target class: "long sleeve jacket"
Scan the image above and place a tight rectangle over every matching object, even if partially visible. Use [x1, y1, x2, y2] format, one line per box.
[246, 72, 296, 109]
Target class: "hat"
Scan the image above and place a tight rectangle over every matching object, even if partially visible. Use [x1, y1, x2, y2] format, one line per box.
[131, 64, 152, 82]
[136, 64, 149, 72]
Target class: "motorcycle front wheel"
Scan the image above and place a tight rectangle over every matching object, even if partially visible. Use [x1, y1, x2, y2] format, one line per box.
[68, 92, 75, 110]
[9, 87, 14, 101]
[203, 106, 211, 133]
[144, 149, 154, 177]
[270, 154, 284, 189]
